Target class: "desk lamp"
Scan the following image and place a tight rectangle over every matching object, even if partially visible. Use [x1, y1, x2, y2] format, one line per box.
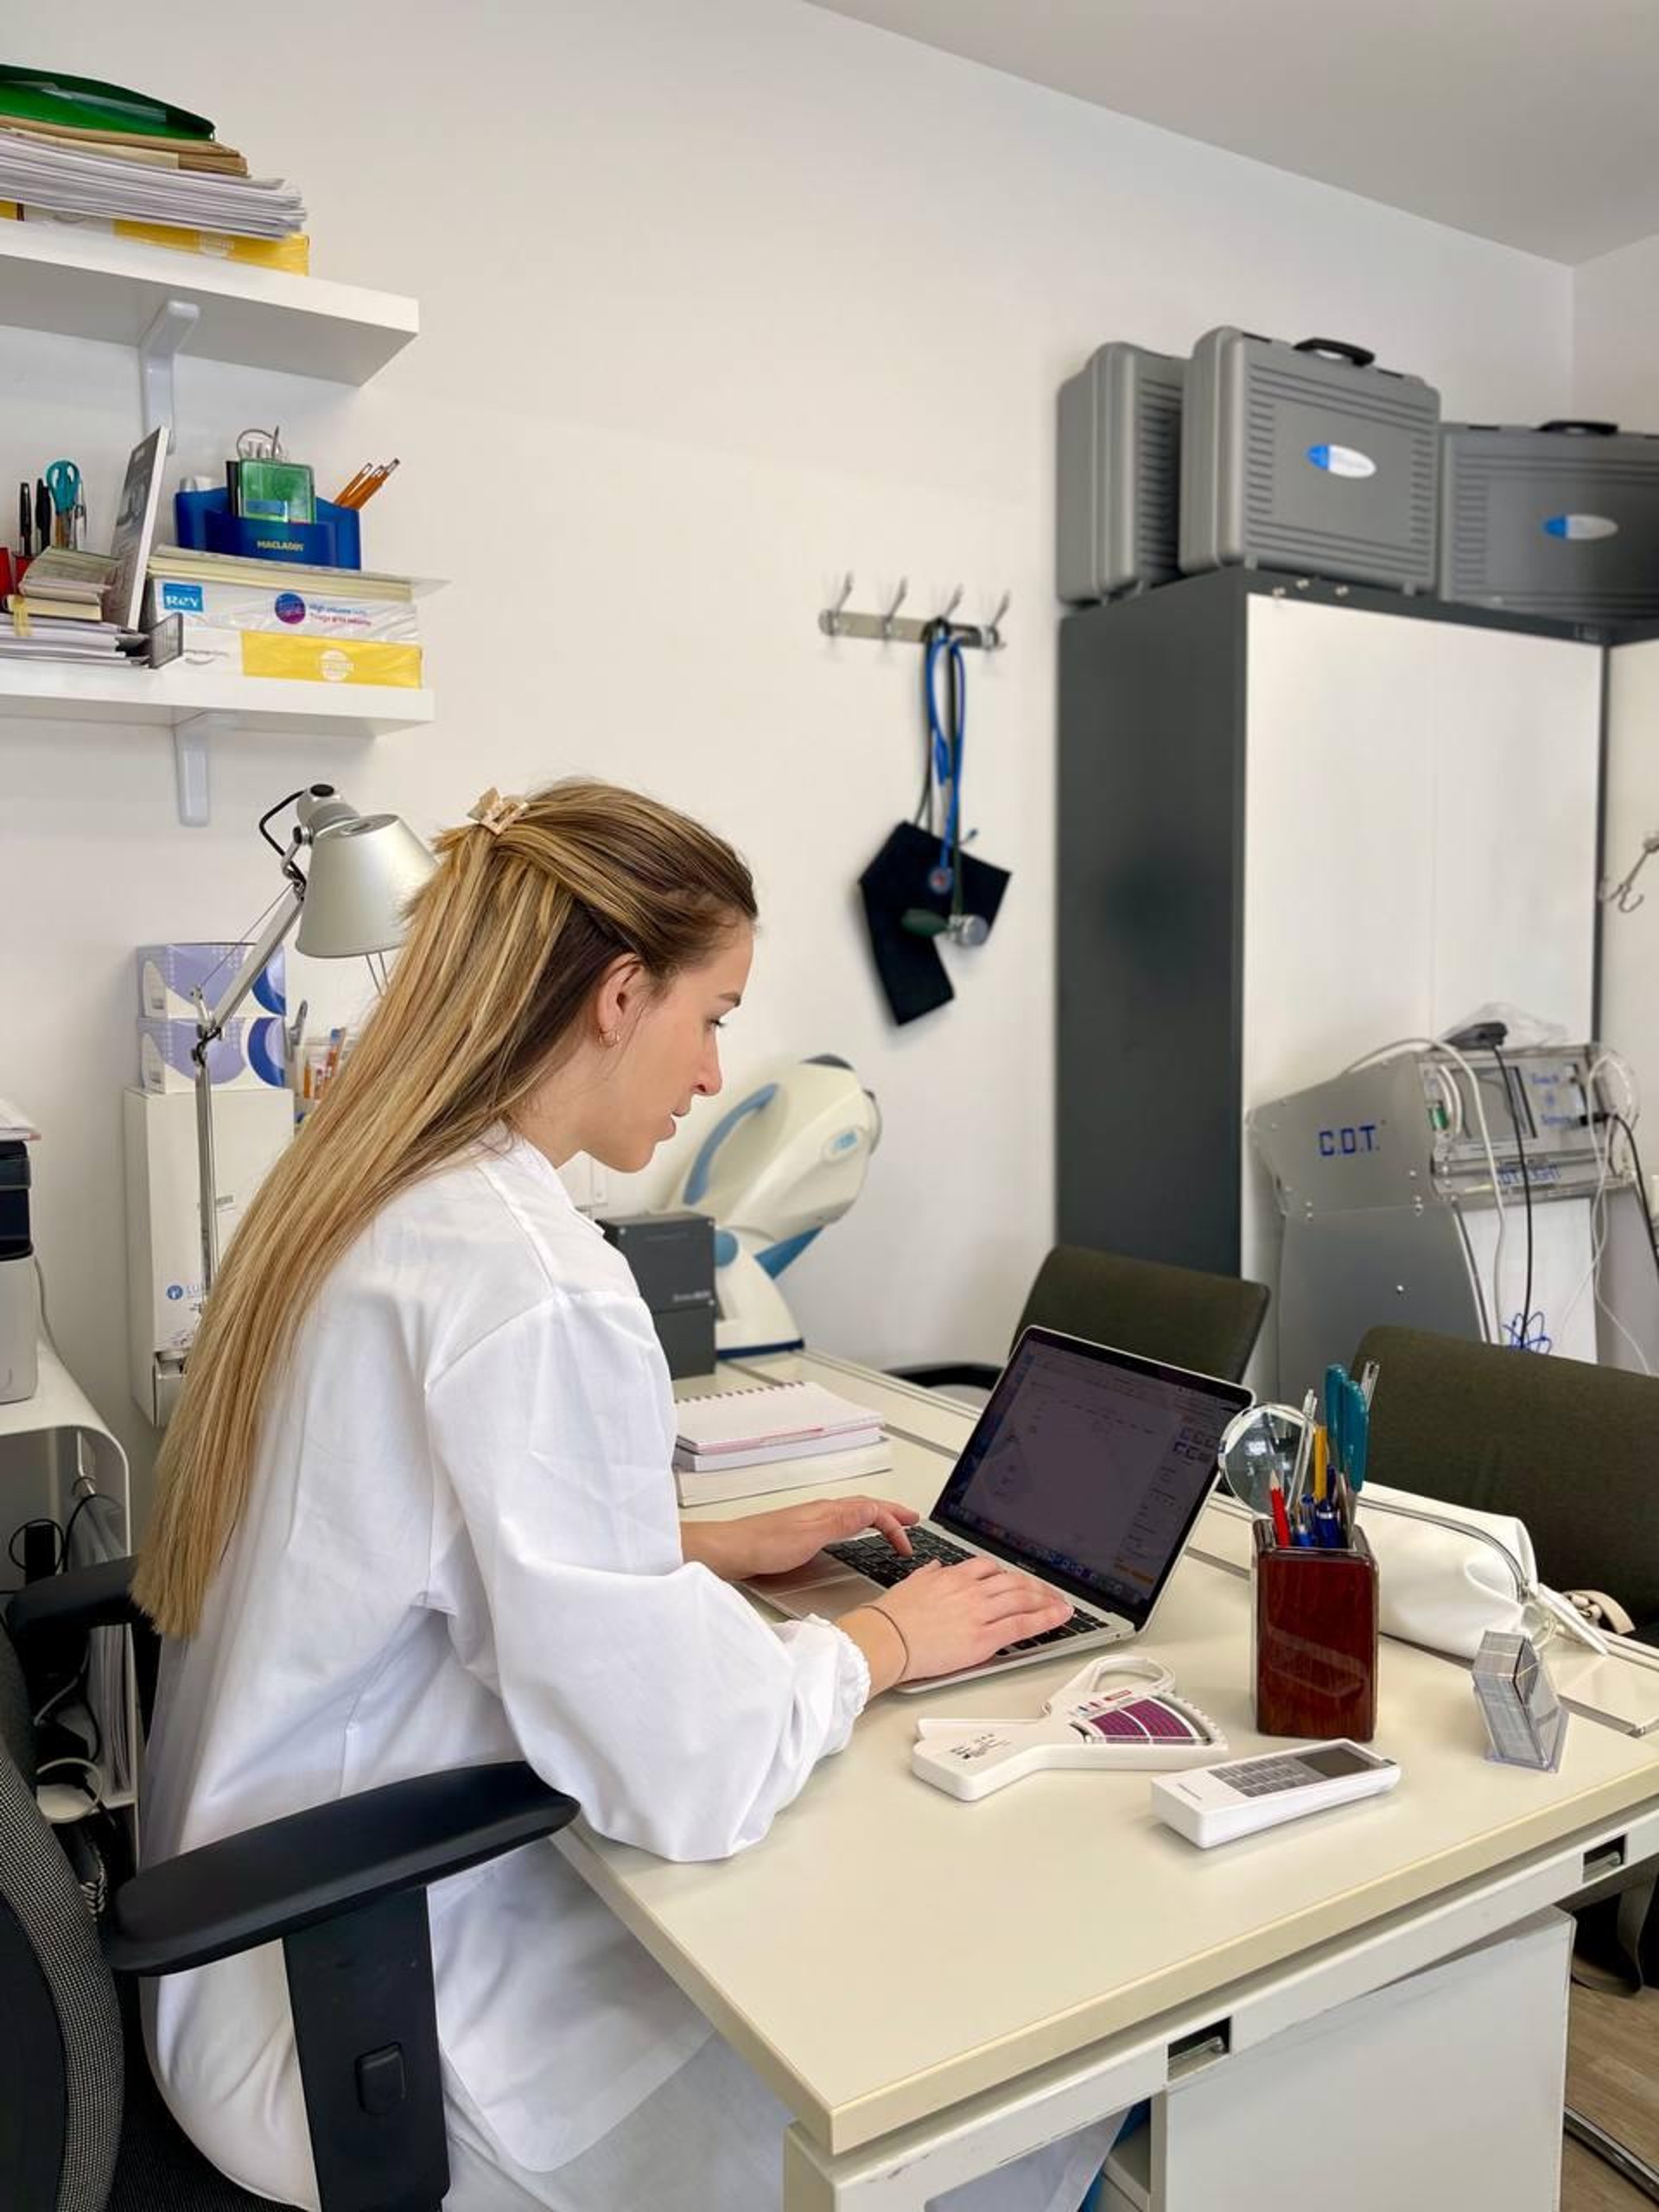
[192, 784, 434, 1294]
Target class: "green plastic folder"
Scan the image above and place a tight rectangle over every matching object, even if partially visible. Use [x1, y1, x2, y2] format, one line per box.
[0, 66, 214, 142]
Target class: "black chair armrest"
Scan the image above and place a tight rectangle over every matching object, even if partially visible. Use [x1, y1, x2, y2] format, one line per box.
[6, 1555, 144, 1642]
[106, 1760, 578, 1977]
[889, 1361, 1000, 1394]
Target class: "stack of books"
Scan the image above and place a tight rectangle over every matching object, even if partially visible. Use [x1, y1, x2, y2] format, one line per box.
[673, 1380, 892, 1506]
[0, 66, 307, 270]
[3, 548, 144, 666]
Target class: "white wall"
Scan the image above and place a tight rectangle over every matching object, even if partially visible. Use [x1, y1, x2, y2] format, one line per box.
[1, 0, 1574, 1524]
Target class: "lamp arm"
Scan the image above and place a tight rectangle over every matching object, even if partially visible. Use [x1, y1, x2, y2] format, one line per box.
[197, 865, 307, 1043]
[193, 870, 306, 1299]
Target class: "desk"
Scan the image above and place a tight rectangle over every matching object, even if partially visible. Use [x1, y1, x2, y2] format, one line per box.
[557, 1354, 1659, 2209]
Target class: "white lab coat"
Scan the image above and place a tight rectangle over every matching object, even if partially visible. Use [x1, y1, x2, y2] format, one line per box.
[140, 1128, 871, 2204]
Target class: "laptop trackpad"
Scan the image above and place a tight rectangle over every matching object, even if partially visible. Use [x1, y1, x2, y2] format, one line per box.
[747, 1554, 871, 1618]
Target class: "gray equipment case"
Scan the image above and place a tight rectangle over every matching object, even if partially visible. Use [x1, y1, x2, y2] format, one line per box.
[1056, 343, 1185, 602]
[1180, 329, 1440, 593]
[1440, 420, 1659, 621]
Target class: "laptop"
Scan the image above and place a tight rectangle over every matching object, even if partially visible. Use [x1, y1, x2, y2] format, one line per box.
[746, 1327, 1252, 1693]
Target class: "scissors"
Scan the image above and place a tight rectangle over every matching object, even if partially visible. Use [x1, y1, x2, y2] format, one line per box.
[45, 460, 82, 549]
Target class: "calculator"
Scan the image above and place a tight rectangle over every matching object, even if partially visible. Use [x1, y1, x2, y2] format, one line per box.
[1150, 1740, 1400, 1848]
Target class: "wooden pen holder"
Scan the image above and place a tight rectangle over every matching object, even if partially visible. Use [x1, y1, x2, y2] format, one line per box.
[1252, 1521, 1378, 1742]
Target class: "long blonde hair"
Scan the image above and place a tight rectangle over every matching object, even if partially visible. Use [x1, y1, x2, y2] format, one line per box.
[136, 778, 756, 1637]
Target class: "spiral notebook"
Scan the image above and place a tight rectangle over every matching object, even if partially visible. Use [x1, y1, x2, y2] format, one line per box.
[673, 1380, 890, 1503]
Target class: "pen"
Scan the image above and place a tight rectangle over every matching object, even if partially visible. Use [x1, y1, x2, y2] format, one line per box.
[1313, 1423, 1328, 1506]
[17, 481, 29, 563]
[35, 480, 50, 559]
[1268, 1476, 1293, 1549]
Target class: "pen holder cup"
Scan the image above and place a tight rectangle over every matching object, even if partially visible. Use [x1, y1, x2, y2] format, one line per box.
[1252, 1522, 1378, 1743]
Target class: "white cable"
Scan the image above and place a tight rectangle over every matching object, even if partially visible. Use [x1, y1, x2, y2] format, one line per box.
[1560, 1058, 1655, 1374]
[1342, 1037, 1509, 1340]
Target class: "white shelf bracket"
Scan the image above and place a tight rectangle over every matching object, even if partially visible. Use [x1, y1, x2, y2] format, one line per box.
[173, 709, 234, 827]
[139, 298, 201, 448]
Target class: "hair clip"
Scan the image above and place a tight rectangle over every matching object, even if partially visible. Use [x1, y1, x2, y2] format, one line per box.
[467, 787, 530, 836]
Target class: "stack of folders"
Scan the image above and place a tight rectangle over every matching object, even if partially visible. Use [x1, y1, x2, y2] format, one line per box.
[0, 70, 305, 255]
[673, 1381, 892, 1506]
[145, 547, 423, 689]
[3, 548, 143, 665]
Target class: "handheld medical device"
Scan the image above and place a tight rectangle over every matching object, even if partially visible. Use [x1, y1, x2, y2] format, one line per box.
[911, 1656, 1228, 1801]
[664, 1055, 880, 1357]
[1151, 1740, 1400, 1848]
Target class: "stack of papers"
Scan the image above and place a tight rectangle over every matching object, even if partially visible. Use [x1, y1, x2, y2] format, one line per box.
[0, 129, 304, 238]
[673, 1380, 891, 1505]
[0, 1096, 40, 1141]
[4, 548, 144, 665]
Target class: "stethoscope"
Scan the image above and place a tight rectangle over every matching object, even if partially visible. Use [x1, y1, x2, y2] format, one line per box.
[902, 621, 988, 945]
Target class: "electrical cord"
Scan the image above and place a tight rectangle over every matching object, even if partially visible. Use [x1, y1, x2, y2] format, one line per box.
[1343, 1036, 1509, 1334]
[1609, 1113, 1659, 1289]
[1491, 1044, 1535, 1348]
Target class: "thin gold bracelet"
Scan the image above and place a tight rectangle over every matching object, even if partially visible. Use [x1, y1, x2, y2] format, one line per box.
[865, 1601, 912, 1679]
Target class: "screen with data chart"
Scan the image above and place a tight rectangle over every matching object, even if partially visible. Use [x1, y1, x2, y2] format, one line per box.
[934, 1329, 1251, 1623]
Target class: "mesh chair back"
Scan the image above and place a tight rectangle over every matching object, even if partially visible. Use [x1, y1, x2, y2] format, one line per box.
[1014, 1246, 1269, 1383]
[1354, 1325, 1659, 1631]
[0, 1622, 123, 2212]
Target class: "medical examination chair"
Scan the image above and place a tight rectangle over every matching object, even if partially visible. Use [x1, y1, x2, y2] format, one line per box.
[0, 1563, 578, 2212]
[1355, 1322, 1659, 2206]
[895, 1243, 1270, 1400]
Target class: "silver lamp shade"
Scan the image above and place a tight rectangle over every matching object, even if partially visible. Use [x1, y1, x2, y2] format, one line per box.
[296, 812, 436, 957]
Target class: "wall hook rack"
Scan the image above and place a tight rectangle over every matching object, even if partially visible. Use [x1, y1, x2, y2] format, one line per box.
[819, 574, 1010, 652]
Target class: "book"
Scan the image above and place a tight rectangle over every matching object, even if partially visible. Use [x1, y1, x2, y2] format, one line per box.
[149, 546, 416, 601]
[674, 1424, 884, 1474]
[675, 1439, 894, 1509]
[673, 1378, 888, 1459]
[12, 208, 310, 272]
[104, 428, 169, 630]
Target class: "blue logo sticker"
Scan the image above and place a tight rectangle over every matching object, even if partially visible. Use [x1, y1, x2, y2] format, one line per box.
[1306, 442, 1376, 480]
[274, 591, 308, 625]
[1542, 514, 1618, 541]
[161, 582, 205, 613]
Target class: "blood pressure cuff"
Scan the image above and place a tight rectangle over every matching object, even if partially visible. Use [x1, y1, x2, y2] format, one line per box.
[858, 821, 1011, 1027]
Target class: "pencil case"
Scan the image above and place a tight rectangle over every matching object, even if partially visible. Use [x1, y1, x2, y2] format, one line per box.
[1252, 1520, 1378, 1742]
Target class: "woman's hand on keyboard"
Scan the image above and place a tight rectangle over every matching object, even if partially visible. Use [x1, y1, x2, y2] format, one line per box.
[682, 1497, 918, 1580]
[849, 1558, 1073, 1687]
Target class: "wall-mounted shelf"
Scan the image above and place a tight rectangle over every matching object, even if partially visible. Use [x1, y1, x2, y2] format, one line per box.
[0, 662, 435, 823]
[0, 222, 418, 385]
[2, 225, 433, 822]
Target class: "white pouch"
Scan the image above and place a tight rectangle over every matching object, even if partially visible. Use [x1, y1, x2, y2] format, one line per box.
[1356, 1483, 1607, 1662]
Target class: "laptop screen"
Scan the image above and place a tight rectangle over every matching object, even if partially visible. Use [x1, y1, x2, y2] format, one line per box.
[932, 1327, 1252, 1628]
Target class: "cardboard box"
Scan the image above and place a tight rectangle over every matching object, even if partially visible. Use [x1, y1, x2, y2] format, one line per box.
[138, 1017, 289, 1095]
[137, 943, 286, 1021]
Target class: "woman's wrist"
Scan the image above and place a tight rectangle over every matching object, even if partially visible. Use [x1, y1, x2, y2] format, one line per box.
[678, 1518, 737, 1580]
[841, 1604, 908, 1696]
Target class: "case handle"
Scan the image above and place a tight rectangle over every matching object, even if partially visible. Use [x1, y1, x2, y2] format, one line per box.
[1294, 337, 1376, 368]
[1537, 418, 1618, 435]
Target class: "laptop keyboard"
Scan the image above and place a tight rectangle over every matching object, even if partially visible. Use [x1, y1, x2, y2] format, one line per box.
[820, 1529, 1111, 1653]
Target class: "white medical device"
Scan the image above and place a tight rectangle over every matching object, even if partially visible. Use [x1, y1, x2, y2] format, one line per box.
[911, 1657, 1229, 1801]
[665, 1055, 880, 1357]
[1151, 1740, 1401, 1848]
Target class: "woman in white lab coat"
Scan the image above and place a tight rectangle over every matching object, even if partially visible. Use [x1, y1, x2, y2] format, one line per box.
[135, 780, 1123, 2212]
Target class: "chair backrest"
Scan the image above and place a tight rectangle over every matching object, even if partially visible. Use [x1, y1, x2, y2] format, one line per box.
[1014, 1245, 1269, 1384]
[1354, 1325, 1659, 1628]
[0, 1618, 124, 2212]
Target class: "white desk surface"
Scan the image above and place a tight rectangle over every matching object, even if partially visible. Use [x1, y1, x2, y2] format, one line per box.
[557, 1353, 1659, 2156]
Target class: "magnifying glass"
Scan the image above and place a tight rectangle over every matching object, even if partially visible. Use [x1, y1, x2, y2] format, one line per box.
[1216, 1403, 1310, 1516]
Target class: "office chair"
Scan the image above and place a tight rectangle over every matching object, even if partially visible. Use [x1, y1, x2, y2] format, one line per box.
[1354, 1324, 1659, 2208]
[1, 1560, 579, 2212]
[896, 1244, 1270, 1399]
